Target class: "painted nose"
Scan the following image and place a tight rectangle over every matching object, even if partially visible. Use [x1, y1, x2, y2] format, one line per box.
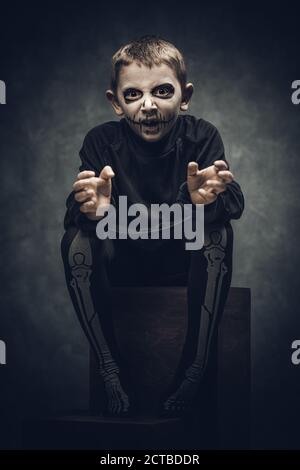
[141, 97, 157, 111]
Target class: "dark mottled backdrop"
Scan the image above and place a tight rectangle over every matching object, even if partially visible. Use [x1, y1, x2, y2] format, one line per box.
[0, 0, 300, 449]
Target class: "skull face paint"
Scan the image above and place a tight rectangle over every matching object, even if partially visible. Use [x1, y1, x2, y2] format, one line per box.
[126, 110, 177, 140]
[112, 62, 186, 142]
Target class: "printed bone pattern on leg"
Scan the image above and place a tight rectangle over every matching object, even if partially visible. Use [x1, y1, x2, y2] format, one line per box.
[163, 226, 228, 414]
[68, 231, 129, 414]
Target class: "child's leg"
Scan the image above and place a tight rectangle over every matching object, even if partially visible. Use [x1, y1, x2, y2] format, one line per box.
[61, 227, 131, 416]
[161, 222, 233, 415]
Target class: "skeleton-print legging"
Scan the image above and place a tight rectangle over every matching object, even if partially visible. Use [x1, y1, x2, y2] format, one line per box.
[60, 222, 233, 415]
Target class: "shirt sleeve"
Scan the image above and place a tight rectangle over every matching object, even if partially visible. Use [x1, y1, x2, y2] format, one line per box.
[63, 132, 108, 232]
[176, 126, 244, 225]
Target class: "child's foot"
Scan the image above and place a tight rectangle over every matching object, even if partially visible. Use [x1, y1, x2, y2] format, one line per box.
[103, 372, 130, 417]
[161, 377, 200, 417]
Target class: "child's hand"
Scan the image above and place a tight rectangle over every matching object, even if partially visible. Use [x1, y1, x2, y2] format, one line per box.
[187, 160, 234, 205]
[73, 166, 115, 220]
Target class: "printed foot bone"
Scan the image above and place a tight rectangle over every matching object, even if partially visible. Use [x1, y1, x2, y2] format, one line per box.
[104, 373, 130, 416]
[162, 377, 200, 415]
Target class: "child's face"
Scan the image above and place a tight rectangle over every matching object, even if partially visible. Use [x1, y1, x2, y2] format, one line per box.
[107, 62, 193, 142]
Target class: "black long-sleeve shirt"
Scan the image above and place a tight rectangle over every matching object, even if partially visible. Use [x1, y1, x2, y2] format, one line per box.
[63, 115, 244, 233]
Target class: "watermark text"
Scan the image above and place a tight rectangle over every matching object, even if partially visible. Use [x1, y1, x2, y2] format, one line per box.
[0, 80, 6, 104]
[291, 80, 300, 105]
[0, 340, 6, 365]
[291, 340, 300, 365]
[96, 196, 204, 251]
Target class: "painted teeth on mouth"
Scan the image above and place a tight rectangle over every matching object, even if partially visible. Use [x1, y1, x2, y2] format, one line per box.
[143, 121, 159, 126]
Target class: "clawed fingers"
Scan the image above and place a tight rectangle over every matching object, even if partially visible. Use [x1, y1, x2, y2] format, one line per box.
[197, 188, 218, 204]
[187, 161, 199, 176]
[203, 179, 227, 194]
[73, 177, 96, 192]
[79, 199, 97, 213]
[74, 189, 94, 203]
[213, 160, 228, 171]
[77, 170, 95, 180]
[217, 170, 234, 183]
[100, 165, 115, 180]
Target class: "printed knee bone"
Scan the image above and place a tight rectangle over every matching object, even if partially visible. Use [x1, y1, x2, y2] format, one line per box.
[186, 227, 228, 382]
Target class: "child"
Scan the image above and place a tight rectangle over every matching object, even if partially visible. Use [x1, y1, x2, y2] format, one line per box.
[61, 35, 244, 418]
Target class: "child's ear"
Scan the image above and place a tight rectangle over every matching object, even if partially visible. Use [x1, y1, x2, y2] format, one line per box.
[106, 89, 124, 116]
[180, 83, 194, 111]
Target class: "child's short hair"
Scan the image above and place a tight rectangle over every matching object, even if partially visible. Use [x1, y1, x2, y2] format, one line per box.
[109, 35, 187, 94]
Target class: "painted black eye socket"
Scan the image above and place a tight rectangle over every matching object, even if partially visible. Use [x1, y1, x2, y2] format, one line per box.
[123, 84, 175, 101]
[124, 89, 142, 101]
[153, 84, 175, 98]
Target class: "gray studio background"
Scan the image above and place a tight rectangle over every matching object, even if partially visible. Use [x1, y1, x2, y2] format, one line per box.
[1, 1, 299, 448]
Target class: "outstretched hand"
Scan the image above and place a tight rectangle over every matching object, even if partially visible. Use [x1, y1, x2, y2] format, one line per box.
[73, 165, 115, 220]
[187, 160, 234, 205]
